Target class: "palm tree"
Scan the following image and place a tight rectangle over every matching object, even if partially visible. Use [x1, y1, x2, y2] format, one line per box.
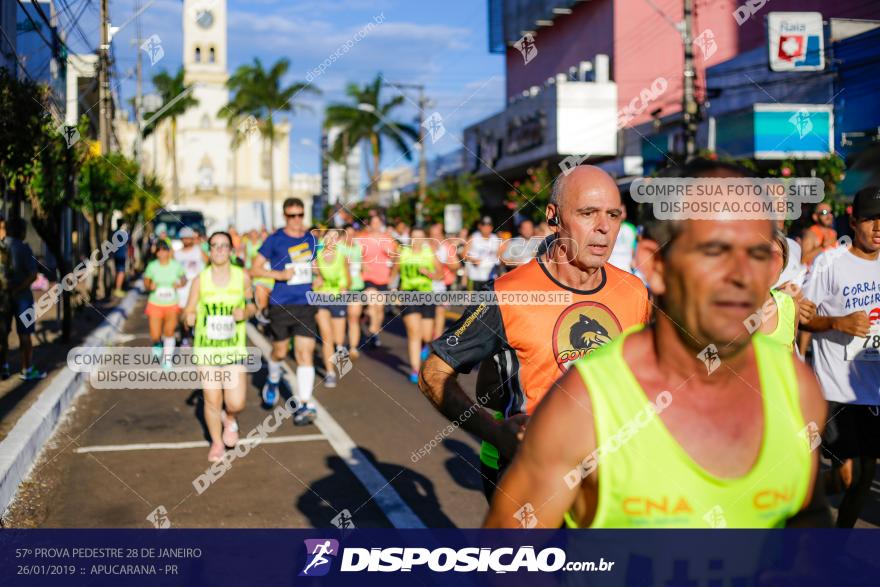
[324, 74, 419, 199]
[142, 67, 198, 204]
[220, 57, 319, 229]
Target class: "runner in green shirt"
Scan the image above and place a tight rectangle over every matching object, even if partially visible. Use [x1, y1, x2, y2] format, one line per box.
[184, 231, 255, 463]
[143, 240, 186, 368]
[340, 224, 365, 358]
[314, 229, 350, 388]
[398, 226, 443, 384]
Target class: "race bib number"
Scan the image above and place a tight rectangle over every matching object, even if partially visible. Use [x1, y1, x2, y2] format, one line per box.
[206, 315, 236, 341]
[286, 262, 312, 285]
[845, 325, 880, 361]
[154, 287, 176, 304]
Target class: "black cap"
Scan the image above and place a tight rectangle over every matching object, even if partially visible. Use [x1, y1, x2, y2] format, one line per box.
[853, 186, 880, 220]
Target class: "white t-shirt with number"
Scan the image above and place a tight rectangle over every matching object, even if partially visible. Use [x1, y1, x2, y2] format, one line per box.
[802, 248, 880, 405]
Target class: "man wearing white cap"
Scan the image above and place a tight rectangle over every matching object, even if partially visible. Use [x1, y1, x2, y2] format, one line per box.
[175, 226, 208, 345]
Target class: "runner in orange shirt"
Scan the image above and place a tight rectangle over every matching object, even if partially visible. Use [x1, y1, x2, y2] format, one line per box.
[419, 166, 650, 501]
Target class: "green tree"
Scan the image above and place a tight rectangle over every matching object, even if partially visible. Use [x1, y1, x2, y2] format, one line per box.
[27, 113, 91, 341]
[142, 67, 198, 204]
[387, 193, 417, 226]
[221, 58, 319, 229]
[75, 153, 142, 298]
[505, 163, 555, 223]
[0, 68, 47, 218]
[324, 75, 419, 198]
[422, 173, 481, 227]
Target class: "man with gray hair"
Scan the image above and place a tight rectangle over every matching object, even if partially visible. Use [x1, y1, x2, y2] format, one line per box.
[420, 165, 650, 502]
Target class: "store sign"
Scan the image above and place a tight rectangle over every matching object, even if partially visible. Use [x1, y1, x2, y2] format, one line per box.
[753, 104, 833, 159]
[768, 12, 824, 71]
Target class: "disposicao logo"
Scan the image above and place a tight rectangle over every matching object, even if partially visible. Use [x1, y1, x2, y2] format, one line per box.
[300, 539, 339, 577]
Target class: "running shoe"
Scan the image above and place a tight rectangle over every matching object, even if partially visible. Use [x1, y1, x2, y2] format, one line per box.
[222, 417, 239, 447]
[262, 380, 279, 407]
[113, 288, 126, 298]
[1, 363, 10, 380]
[208, 442, 225, 463]
[255, 308, 271, 325]
[420, 346, 430, 362]
[325, 373, 338, 388]
[293, 405, 317, 426]
[161, 359, 173, 371]
[151, 343, 162, 360]
[20, 366, 47, 381]
[409, 371, 419, 384]
[349, 347, 360, 360]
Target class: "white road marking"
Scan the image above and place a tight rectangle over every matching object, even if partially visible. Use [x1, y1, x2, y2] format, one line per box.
[246, 323, 426, 529]
[74, 434, 326, 454]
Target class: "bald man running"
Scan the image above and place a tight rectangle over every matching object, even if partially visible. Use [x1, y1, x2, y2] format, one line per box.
[484, 160, 829, 528]
[420, 166, 650, 502]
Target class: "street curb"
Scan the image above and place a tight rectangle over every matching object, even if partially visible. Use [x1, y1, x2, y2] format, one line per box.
[0, 283, 142, 515]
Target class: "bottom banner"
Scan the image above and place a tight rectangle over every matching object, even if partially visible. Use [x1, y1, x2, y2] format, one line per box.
[2, 529, 878, 586]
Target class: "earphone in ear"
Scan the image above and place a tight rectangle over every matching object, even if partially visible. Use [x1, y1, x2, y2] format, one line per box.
[547, 216, 559, 227]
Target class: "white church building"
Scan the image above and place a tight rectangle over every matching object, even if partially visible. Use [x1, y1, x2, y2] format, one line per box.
[120, 0, 307, 230]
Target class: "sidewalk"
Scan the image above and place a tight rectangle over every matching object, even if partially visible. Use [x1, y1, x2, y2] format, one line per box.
[0, 288, 126, 441]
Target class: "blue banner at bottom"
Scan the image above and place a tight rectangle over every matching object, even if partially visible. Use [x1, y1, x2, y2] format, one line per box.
[1, 530, 878, 586]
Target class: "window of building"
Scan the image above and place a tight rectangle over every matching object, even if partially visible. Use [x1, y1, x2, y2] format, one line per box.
[195, 46, 201, 62]
[209, 47, 215, 63]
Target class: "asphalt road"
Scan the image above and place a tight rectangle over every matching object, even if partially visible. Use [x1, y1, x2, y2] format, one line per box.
[4, 297, 879, 529]
[3, 298, 488, 529]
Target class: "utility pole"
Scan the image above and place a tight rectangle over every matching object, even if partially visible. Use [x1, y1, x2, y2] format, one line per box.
[98, 0, 111, 154]
[382, 81, 428, 224]
[134, 0, 144, 185]
[681, 0, 698, 160]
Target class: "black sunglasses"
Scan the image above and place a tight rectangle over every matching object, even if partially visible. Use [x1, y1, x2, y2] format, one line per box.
[285, 212, 305, 219]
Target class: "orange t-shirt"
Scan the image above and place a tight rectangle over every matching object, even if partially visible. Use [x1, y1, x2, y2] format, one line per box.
[432, 256, 650, 415]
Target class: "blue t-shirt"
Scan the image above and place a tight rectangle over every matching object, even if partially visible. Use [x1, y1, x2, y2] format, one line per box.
[258, 229, 317, 305]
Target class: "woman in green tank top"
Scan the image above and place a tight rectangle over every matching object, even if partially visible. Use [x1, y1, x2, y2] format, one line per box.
[314, 229, 351, 388]
[397, 226, 444, 384]
[757, 229, 800, 350]
[341, 224, 364, 359]
[184, 232, 256, 463]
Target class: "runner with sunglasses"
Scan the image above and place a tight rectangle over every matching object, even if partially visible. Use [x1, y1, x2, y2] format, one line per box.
[250, 198, 320, 426]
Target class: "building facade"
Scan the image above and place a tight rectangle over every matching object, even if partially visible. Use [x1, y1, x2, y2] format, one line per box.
[469, 0, 880, 215]
[120, 0, 291, 232]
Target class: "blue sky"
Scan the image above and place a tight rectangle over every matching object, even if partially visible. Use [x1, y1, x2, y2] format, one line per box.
[55, 0, 505, 178]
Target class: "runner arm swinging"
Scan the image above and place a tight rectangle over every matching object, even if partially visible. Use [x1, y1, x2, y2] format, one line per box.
[483, 366, 596, 528]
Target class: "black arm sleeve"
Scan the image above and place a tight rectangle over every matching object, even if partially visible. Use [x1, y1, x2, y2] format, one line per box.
[430, 298, 508, 374]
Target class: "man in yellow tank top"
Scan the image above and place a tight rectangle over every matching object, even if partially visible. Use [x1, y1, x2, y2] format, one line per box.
[484, 160, 829, 529]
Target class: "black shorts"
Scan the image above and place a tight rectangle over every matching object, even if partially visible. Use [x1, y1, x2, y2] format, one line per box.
[318, 304, 347, 319]
[266, 304, 317, 341]
[823, 401, 880, 460]
[401, 304, 435, 319]
[113, 257, 126, 272]
[363, 281, 388, 292]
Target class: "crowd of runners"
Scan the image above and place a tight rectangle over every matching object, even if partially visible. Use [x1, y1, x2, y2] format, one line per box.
[113, 160, 880, 528]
